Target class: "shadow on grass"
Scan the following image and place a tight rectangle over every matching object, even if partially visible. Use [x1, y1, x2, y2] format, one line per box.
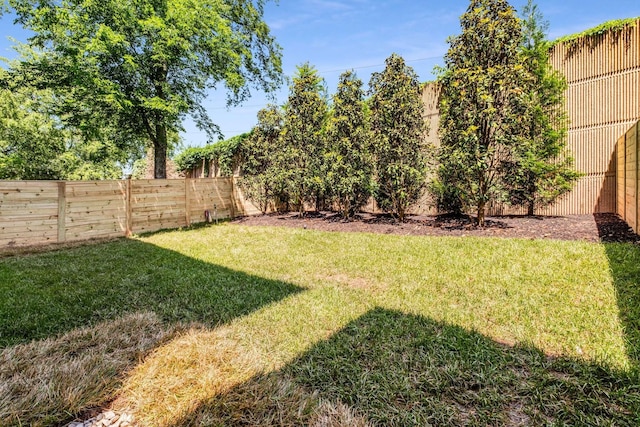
[174, 308, 640, 426]
[0, 238, 303, 425]
[133, 219, 233, 239]
[0, 238, 303, 348]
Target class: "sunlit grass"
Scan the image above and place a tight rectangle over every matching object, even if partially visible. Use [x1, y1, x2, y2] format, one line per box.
[1, 223, 638, 426]
[146, 224, 628, 367]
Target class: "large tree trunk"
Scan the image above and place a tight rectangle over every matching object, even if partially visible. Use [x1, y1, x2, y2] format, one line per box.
[397, 202, 405, 223]
[477, 201, 486, 227]
[152, 63, 169, 179]
[154, 122, 168, 179]
[527, 179, 536, 216]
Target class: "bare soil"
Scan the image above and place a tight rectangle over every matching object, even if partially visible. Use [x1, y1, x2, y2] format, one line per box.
[232, 212, 640, 244]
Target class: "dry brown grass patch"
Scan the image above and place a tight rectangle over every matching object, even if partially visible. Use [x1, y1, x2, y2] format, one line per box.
[114, 326, 264, 426]
[0, 312, 175, 427]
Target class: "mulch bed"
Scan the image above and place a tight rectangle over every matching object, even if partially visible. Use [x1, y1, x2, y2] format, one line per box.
[232, 212, 640, 244]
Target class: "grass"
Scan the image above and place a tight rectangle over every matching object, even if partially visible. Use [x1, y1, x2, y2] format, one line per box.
[1, 223, 639, 426]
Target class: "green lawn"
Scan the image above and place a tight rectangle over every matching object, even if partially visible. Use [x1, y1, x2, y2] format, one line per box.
[1, 223, 639, 426]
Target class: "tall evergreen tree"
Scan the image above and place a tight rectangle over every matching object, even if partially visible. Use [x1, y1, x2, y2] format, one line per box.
[369, 54, 428, 222]
[326, 71, 373, 219]
[503, 0, 580, 215]
[239, 105, 287, 213]
[280, 63, 328, 215]
[437, 0, 524, 226]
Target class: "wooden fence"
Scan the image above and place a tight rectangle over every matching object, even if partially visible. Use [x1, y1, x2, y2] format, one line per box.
[0, 178, 237, 247]
[616, 121, 640, 233]
[548, 22, 640, 216]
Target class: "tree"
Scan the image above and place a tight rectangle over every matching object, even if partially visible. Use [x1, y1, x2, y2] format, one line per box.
[0, 85, 124, 180]
[503, 0, 580, 215]
[239, 105, 287, 212]
[280, 63, 328, 214]
[130, 158, 148, 179]
[326, 71, 373, 219]
[436, 0, 524, 226]
[369, 53, 428, 222]
[0, 88, 65, 180]
[6, 0, 283, 178]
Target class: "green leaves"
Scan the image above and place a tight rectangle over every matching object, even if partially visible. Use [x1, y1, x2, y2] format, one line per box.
[436, 0, 579, 223]
[326, 71, 373, 219]
[278, 63, 329, 213]
[0, 85, 125, 180]
[437, 0, 526, 225]
[237, 56, 429, 220]
[238, 105, 288, 212]
[370, 54, 429, 221]
[174, 133, 248, 177]
[6, 0, 283, 178]
[501, 0, 579, 214]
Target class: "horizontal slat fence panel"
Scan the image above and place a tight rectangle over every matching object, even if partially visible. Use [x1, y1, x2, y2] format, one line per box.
[0, 181, 59, 246]
[65, 181, 127, 242]
[187, 178, 235, 224]
[0, 178, 236, 247]
[130, 179, 188, 234]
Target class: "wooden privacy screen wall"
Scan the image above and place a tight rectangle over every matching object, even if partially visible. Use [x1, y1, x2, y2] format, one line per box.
[0, 178, 238, 247]
[617, 121, 640, 233]
[420, 20, 640, 216]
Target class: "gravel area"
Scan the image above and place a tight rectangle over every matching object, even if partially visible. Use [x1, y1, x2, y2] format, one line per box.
[67, 410, 134, 427]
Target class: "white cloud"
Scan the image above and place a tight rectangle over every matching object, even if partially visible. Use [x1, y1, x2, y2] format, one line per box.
[307, 0, 353, 11]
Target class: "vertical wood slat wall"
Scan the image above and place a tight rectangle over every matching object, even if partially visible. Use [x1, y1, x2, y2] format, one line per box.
[419, 21, 640, 216]
[0, 178, 237, 247]
[549, 23, 640, 215]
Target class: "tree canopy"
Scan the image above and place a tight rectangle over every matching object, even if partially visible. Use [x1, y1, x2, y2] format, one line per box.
[5, 0, 283, 178]
[0, 80, 126, 180]
[436, 0, 526, 226]
[502, 0, 580, 215]
[238, 105, 286, 212]
[279, 63, 329, 213]
[234, 56, 429, 219]
[326, 70, 373, 219]
[370, 53, 428, 221]
[436, 0, 579, 224]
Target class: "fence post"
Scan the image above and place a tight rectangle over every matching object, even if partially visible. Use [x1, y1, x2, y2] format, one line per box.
[620, 134, 626, 220]
[126, 177, 133, 236]
[229, 177, 236, 219]
[57, 181, 66, 243]
[636, 122, 640, 235]
[185, 178, 192, 227]
[624, 132, 628, 222]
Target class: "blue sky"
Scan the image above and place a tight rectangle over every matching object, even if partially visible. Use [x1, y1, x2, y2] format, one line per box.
[1, 0, 640, 149]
